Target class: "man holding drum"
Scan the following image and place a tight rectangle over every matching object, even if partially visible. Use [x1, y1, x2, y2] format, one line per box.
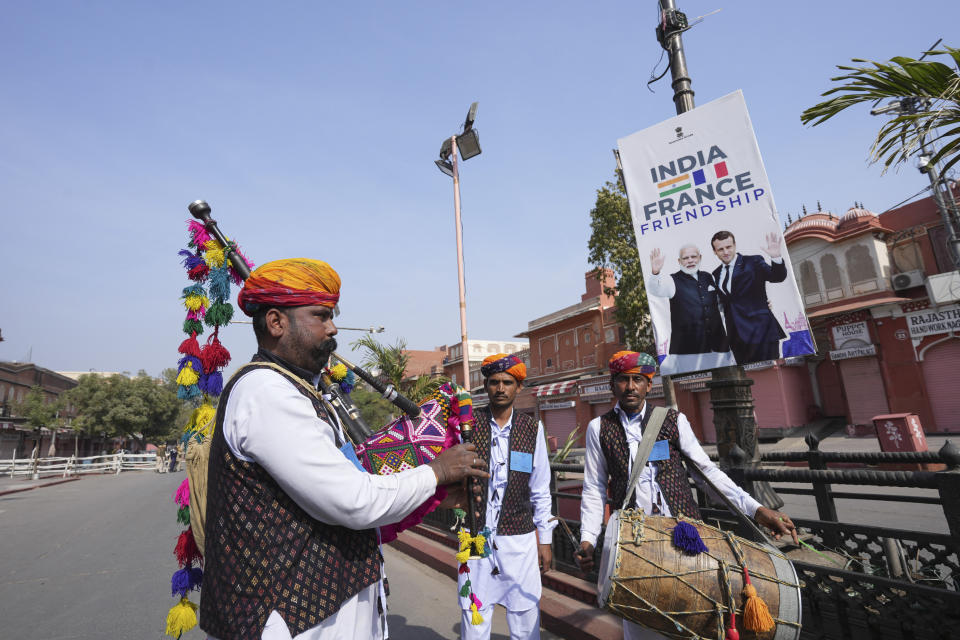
[459, 353, 556, 640]
[199, 258, 488, 640]
[575, 350, 797, 639]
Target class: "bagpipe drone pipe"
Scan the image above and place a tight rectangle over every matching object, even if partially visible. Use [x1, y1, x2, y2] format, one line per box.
[185, 199, 479, 543]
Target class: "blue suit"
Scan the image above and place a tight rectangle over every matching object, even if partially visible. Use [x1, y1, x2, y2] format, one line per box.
[712, 254, 787, 364]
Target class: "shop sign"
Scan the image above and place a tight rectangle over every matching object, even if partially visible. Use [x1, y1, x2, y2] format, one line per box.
[831, 321, 870, 349]
[829, 344, 877, 361]
[539, 400, 576, 410]
[905, 303, 960, 338]
[580, 382, 610, 397]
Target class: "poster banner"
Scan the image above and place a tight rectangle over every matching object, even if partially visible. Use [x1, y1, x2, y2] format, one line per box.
[617, 90, 814, 376]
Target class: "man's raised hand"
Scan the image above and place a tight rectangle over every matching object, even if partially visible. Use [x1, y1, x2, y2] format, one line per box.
[650, 248, 665, 275]
[763, 232, 782, 260]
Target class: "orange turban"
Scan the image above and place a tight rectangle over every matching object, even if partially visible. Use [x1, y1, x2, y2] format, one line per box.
[609, 351, 657, 379]
[237, 258, 341, 316]
[480, 353, 526, 382]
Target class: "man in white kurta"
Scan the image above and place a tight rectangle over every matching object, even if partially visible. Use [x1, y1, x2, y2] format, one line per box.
[576, 351, 797, 640]
[200, 258, 487, 640]
[458, 353, 556, 640]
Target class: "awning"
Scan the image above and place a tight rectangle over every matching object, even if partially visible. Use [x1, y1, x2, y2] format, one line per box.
[536, 380, 577, 398]
[807, 295, 909, 318]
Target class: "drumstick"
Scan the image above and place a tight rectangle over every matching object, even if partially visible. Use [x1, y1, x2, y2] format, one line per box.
[549, 516, 581, 552]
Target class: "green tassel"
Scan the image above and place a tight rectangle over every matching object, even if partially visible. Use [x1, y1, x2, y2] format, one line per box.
[459, 582, 471, 597]
[204, 302, 234, 327]
[177, 505, 190, 525]
[182, 319, 204, 335]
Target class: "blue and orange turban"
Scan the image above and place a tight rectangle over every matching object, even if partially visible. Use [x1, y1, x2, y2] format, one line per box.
[480, 353, 527, 382]
[609, 351, 657, 380]
[237, 258, 341, 316]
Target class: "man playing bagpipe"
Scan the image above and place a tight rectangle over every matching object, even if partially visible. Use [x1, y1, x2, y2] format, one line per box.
[199, 258, 488, 640]
[575, 351, 798, 640]
[459, 354, 556, 640]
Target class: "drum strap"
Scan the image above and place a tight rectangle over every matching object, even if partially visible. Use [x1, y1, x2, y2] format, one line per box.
[621, 406, 668, 511]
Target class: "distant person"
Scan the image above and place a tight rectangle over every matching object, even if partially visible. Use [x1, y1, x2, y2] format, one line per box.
[168, 446, 178, 473]
[710, 230, 788, 364]
[647, 244, 735, 375]
[155, 448, 167, 473]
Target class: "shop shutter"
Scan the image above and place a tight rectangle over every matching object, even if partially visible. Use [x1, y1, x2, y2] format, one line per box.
[591, 401, 613, 419]
[921, 338, 960, 432]
[816, 359, 847, 418]
[838, 357, 889, 425]
[696, 391, 716, 443]
[542, 407, 578, 444]
[750, 368, 786, 429]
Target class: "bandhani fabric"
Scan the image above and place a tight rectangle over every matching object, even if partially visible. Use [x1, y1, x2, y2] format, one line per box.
[479, 353, 526, 382]
[353, 383, 465, 543]
[609, 350, 657, 379]
[237, 258, 341, 315]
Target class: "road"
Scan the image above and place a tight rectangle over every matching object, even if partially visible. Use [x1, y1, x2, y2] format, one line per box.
[0, 471, 559, 639]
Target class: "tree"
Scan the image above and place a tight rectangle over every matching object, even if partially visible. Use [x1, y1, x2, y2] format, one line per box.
[350, 335, 447, 404]
[801, 46, 960, 176]
[67, 373, 181, 450]
[587, 177, 654, 352]
[15, 386, 65, 457]
[349, 387, 396, 430]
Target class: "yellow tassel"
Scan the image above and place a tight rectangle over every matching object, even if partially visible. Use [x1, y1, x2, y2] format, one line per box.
[177, 362, 200, 387]
[456, 549, 471, 564]
[165, 598, 198, 637]
[742, 584, 775, 632]
[470, 602, 484, 626]
[192, 402, 217, 437]
[183, 294, 210, 311]
[457, 528, 471, 550]
[204, 246, 225, 268]
[472, 533, 486, 556]
[329, 363, 348, 381]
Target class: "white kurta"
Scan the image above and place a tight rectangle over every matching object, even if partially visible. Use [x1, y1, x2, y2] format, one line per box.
[580, 401, 763, 640]
[456, 412, 556, 614]
[207, 368, 438, 640]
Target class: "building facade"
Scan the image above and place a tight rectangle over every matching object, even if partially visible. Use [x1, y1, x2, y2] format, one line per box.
[0, 362, 79, 458]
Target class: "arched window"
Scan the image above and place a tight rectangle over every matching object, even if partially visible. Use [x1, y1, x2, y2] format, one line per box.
[846, 245, 877, 284]
[800, 261, 819, 295]
[820, 254, 842, 289]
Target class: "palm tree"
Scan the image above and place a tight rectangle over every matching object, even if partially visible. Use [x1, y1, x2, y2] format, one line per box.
[350, 335, 447, 404]
[801, 46, 960, 176]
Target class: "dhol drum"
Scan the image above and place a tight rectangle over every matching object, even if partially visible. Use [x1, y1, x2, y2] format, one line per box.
[598, 509, 802, 640]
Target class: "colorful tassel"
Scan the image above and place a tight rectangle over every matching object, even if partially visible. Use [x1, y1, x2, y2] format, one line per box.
[187, 220, 211, 248]
[182, 283, 206, 297]
[187, 263, 210, 282]
[176, 362, 200, 387]
[183, 294, 210, 312]
[458, 563, 470, 575]
[455, 549, 471, 564]
[672, 520, 709, 555]
[204, 301, 233, 327]
[182, 319, 203, 336]
[470, 593, 483, 610]
[228, 246, 254, 284]
[178, 355, 203, 374]
[741, 567, 775, 632]
[190, 403, 217, 437]
[177, 384, 201, 400]
[165, 598, 198, 638]
[177, 333, 201, 358]
[200, 333, 231, 372]
[207, 266, 231, 303]
[204, 245, 225, 268]
[170, 564, 203, 598]
[459, 581, 471, 597]
[177, 505, 190, 525]
[174, 477, 190, 507]
[198, 371, 223, 396]
[174, 528, 202, 567]
[470, 602, 483, 625]
[725, 612, 740, 640]
[178, 249, 205, 272]
[328, 363, 348, 381]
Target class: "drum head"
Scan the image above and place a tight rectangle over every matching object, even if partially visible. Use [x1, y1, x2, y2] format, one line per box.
[596, 510, 620, 608]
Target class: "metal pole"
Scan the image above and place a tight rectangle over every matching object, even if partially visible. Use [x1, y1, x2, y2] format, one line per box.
[451, 136, 472, 391]
[657, 0, 781, 508]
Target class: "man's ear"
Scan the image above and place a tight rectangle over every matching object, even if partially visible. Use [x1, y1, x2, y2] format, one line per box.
[264, 308, 287, 338]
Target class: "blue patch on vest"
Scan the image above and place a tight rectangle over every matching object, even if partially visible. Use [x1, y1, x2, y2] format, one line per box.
[340, 441, 365, 471]
[510, 450, 533, 473]
[649, 439, 670, 462]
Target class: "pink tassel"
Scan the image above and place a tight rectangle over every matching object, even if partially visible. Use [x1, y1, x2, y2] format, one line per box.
[228, 246, 254, 285]
[186, 308, 206, 321]
[188, 220, 211, 248]
[178, 333, 201, 358]
[174, 477, 190, 507]
[470, 593, 483, 609]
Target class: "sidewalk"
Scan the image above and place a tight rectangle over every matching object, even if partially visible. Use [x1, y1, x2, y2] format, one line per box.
[0, 474, 81, 496]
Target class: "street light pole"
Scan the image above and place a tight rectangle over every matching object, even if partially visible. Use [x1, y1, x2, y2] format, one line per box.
[656, 0, 782, 508]
[450, 136, 472, 389]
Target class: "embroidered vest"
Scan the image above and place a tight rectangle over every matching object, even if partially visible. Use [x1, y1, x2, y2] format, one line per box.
[199, 362, 380, 640]
[472, 407, 539, 536]
[598, 405, 701, 519]
[668, 271, 728, 354]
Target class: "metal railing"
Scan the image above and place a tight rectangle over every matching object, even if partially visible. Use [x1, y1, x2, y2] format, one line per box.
[0, 452, 158, 478]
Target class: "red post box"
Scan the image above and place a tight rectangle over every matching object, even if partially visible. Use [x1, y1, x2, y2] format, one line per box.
[872, 413, 928, 452]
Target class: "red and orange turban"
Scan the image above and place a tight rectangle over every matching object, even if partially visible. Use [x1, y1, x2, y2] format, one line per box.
[237, 258, 341, 316]
[480, 353, 527, 382]
[609, 351, 657, 379]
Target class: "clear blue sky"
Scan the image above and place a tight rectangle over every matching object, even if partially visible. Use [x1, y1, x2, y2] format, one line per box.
[1, 1, 956, 376]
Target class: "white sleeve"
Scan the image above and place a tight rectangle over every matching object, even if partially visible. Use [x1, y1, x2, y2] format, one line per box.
[580, 416, 607, 546]
[676, 412, 761, 517]
[647, 273, 676, 299]
[224, 370, 438, 530]
[530, 421, 556, 544]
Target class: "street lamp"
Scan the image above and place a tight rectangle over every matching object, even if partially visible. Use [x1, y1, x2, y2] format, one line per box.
[435, 102, 481, 389]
